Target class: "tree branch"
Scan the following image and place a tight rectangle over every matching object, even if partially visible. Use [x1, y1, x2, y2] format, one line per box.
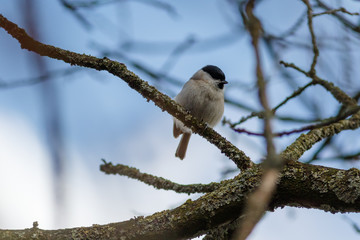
[233, 105, 360, 137]
[100, 160, 220, 194]
[224, 80, 315, 127]
[2, 161, 360, 239]
[234, 1, 280, 238]
[315, 0, 360, 34]
[0, 14, 254, 171]
[280, 61, 357, 107]
[313, 7, 359, 17]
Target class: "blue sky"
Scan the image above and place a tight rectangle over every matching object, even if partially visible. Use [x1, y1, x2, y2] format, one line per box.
[0, 0, 360, 239]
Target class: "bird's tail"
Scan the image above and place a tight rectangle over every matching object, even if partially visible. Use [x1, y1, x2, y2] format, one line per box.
[175, 133, 191, 160]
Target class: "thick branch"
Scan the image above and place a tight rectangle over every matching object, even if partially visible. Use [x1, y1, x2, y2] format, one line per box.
[0, 14, 253, 171]
[2, 161, 360, 240]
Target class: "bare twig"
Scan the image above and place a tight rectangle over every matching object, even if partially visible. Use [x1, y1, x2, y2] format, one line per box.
[273, 81, 315, 112]
[225, 81, 315, 128]
[234, 125, 316, 137]
[234, 105, 360, 137]
[315, 0, 360, 35]
[302, 0, 319, 76]
[313, 7, 359, 17]
[234, 1, 280, 239]
[280, 61, 357, 106]
[223, 112, 319, 129]
[100, 160, 220, 194]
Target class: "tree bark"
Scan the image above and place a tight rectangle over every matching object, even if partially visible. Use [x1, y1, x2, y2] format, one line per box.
[1, 161, 360, 240]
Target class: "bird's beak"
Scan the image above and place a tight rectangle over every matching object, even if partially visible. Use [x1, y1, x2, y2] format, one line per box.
[222, 80, 228, 84]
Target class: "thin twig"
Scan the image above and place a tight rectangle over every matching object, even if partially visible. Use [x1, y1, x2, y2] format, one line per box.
[280, 61, 357, 106]
[233, 1, 280, 239]
[316, 0, 360, 34]
[302, 0, 319, 76]
[244, 0, 278, 164]
[100, 160, 220, 194]
[273, 81, 315, 112]
[234, 125, 315, 137]
[234, 105, 360, 137]
[313, 7, 359, 17]
[224, 80, 315, 127]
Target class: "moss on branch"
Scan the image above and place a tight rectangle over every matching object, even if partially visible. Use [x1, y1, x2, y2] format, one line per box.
[100, 160, 221, 194]
[1, 162, 360, 239]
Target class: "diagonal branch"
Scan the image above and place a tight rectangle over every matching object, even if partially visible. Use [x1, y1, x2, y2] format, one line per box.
[234, 105, 360, 137]
[225, 80, 315, 127]
[313, 7, 359, 17]
[0, 14, 254, 171]
[315, 0, 360, 34]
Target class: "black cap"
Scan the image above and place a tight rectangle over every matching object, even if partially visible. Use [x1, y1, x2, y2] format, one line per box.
[202, 65, 226, 81]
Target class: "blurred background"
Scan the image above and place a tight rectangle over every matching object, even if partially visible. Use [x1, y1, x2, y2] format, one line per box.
[0, 0, 360, 239]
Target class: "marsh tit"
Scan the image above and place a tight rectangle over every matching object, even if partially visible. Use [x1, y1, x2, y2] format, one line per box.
[173, 65, 228, 160]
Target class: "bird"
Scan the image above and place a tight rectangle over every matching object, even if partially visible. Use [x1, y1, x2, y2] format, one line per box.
[173, 65, 228, 160]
